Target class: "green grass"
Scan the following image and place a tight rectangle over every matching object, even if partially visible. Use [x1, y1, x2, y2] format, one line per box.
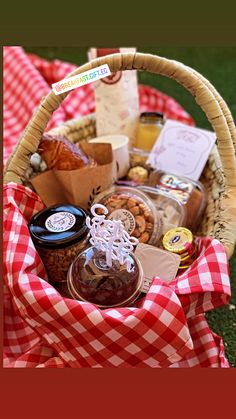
[25, 47, 236, 366]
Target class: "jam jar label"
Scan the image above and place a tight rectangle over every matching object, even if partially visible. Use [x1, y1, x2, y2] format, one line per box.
[171, 235, 181, 244]
[108, 209, 136, 235]
[45, 212, 76, 233]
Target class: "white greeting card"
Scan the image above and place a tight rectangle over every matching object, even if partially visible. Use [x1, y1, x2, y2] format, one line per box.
[147, 120, 216, 181]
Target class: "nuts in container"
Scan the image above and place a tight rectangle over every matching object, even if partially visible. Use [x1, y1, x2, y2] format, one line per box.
[93, 186, 161, 245]
[28, 204, 89, 282]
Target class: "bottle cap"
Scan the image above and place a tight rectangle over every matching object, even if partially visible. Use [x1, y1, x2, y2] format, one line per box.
[140, 112, 164, 121]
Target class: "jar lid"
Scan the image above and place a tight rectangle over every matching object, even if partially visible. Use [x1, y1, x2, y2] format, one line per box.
[162, 227, 193, 254]
[93, 186, 161, 245]
[140, 112, 164, 122]
[67, 246, 143, 308]
[28, 204, 89, 249]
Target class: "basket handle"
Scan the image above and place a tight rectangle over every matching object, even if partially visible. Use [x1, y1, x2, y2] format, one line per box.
[4, 52, 236, 187]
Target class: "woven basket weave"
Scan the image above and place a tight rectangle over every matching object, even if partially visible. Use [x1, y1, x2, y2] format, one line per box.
[4, 52, 236, 258]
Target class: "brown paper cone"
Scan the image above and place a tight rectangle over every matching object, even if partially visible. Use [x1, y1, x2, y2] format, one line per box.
[30, 143, 116, 209]
[31, 170, 67, 206]
[55, 162, 115, 209]
[79, 141, 113, 165]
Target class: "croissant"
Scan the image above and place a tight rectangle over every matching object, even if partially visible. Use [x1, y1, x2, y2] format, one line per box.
[38, 134, 96, 170]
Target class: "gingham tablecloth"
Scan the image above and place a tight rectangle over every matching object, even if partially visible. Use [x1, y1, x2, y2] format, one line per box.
[3, 47, 230, 368]
[3, 46, 194, 164]
[3, 183, 230, 368]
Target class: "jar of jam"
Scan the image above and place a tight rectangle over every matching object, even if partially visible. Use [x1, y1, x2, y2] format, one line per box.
[93, 186, 161, 245]
[28, 204, 89, 282]
[162, 227, 196, 271]
[67, 246, 143, 308]
[135, 112, 164, 152]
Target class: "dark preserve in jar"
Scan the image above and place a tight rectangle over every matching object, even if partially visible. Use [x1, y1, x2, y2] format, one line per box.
[28, 204, 89, 282]
[67, 246, 143, 308]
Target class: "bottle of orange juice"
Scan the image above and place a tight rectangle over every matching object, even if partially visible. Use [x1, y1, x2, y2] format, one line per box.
[135, 112, 164, 152]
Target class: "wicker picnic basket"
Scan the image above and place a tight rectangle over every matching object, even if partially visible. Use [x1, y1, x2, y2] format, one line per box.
[4, 52, 236, 258]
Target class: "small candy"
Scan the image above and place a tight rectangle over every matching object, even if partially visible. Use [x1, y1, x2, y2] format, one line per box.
[127, 166, 148, 184]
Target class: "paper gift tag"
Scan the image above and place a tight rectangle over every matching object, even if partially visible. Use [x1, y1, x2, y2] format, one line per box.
[147, 120, 216, 181]
[135, 243, 181, 293]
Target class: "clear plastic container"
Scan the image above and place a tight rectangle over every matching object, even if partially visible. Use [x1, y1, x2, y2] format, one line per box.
[93, 186, 161, 245]
[148, 171, 207, 231]
[67, 246, 143, 308]
[28, 204, 89, 282]
[138, 185, 186, 234]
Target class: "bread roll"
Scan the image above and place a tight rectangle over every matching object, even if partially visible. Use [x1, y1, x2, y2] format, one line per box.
[39, 134, 96, 170]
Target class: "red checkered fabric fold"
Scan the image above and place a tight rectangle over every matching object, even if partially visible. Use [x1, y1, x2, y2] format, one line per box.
[3, 46, 194, 164]
[169, 237, 230, 319]
[3, 184, 230, 368]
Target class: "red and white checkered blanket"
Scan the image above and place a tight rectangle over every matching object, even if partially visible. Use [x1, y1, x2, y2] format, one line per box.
[3, 47, 230, 367]
[3, 46, 194, 164]
[3, 184, 230, 367]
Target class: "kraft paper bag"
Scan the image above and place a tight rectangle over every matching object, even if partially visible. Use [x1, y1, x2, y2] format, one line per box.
[31, 143, 116, 210]
[88, 47, 139, 146]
